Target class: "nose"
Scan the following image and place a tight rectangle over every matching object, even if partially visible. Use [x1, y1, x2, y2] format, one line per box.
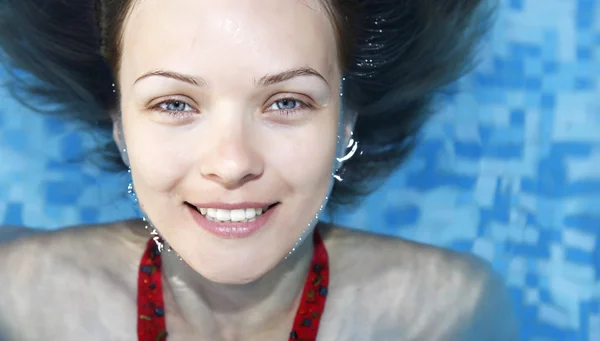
[199, 118, 264, 189]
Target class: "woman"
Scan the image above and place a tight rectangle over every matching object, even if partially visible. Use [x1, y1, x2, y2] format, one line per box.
[0, 0, 517, 340]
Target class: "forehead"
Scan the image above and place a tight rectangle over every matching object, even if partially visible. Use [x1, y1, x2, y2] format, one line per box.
[120, 0, 339, 86]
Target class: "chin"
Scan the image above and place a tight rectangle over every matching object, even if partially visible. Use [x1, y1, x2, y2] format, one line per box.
[210, 273, 264, 285]
[176, 240, 286, 285]
[191, 260, 276, 285]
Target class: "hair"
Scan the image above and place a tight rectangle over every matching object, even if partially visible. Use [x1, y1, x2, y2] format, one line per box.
[0, 0, 494, 211]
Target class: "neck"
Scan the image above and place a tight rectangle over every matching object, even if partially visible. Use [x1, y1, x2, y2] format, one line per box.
[160, 230, 316, 340]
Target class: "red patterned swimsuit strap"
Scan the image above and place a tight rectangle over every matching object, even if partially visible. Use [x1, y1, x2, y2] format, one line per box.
[137, 238, 167, 341]
[288, 230, 329, 340]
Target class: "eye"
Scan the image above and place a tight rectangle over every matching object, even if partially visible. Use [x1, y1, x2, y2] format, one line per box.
[267, 98, 302, 111]
[154, 99, 195, 114]
[265, 98, 313, 117]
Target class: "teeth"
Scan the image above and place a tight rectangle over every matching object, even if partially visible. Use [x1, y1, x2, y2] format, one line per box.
[230, 209, 246, 222]
[198, 207, 266, 222]
[206, 216, 257, 223]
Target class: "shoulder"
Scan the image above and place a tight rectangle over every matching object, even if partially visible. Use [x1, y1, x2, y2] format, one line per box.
[322, 223, 494, 286]
[0, 220, 148, 339]
[321, 224, 518, 340]
[0, 220, 148, 274]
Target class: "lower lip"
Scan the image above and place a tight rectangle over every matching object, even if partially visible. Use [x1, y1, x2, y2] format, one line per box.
[187, 204, 278, 239]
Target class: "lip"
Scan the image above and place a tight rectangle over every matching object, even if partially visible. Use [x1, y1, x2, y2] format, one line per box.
[187, 203, 279, 239]
[189, 202, 276, 210]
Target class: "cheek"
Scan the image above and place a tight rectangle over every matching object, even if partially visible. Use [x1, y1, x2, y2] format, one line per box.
[124, 118, 195, 192]
[266, 121, 338, 190]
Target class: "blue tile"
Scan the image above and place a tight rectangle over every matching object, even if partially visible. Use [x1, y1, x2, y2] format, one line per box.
[540, 94, 556, 109]
[577, 47, 592, 61]
[543, 61, 558, 73]
[524, 78, 542, 90]
[525, 273, 539, 286]
[384, 205, 420, 226]
[2, 202, 23, 225]
[509, 0, 523, 10]
[44, 116, 67, 135]
[1, 130, 27, 150]
[574, 77, 595, 90]
[59, 133, 84, 160]
[44, 181, 83, 205]
[565, 248, 593, 265]
[510, 109, 525, 126]
[454, 141, 482, 159]
[79, 207, 99, 224]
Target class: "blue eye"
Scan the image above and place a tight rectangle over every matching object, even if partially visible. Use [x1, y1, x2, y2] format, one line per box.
[270, 99, 301, 111]
[266, 98, 310, 116]
[157, 100, 194, 113]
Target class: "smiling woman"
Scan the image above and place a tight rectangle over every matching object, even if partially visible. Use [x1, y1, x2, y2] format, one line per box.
[0, 0, 517, 340]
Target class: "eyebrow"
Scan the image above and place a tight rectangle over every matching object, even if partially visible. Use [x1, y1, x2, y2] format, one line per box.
[133, 67, 328, 87]
[134, 70, 206, 87]
[257, 67, 328, 87]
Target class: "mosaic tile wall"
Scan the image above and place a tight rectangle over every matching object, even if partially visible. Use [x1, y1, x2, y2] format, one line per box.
[0, 0, 598, 340]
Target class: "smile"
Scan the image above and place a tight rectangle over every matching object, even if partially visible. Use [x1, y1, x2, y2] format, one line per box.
[196, 206, 267, 223]
[186, 202, 279, 239]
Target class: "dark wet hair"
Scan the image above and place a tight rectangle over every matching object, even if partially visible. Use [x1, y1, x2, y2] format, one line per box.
[0, 0, 494, 211]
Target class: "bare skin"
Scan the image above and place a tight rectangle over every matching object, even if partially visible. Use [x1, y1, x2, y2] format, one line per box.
[0, 3, 518, 338]
[0, 222, 517, 341]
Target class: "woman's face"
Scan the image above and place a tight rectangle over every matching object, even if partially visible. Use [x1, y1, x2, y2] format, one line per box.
[117, 0, 343, 283]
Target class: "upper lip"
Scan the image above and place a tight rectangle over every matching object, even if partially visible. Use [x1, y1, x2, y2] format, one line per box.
[187, 202, 278, 210]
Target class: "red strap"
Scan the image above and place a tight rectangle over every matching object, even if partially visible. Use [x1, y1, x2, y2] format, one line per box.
[137, 239, 168, 341]
[288, 230, 329, 340]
